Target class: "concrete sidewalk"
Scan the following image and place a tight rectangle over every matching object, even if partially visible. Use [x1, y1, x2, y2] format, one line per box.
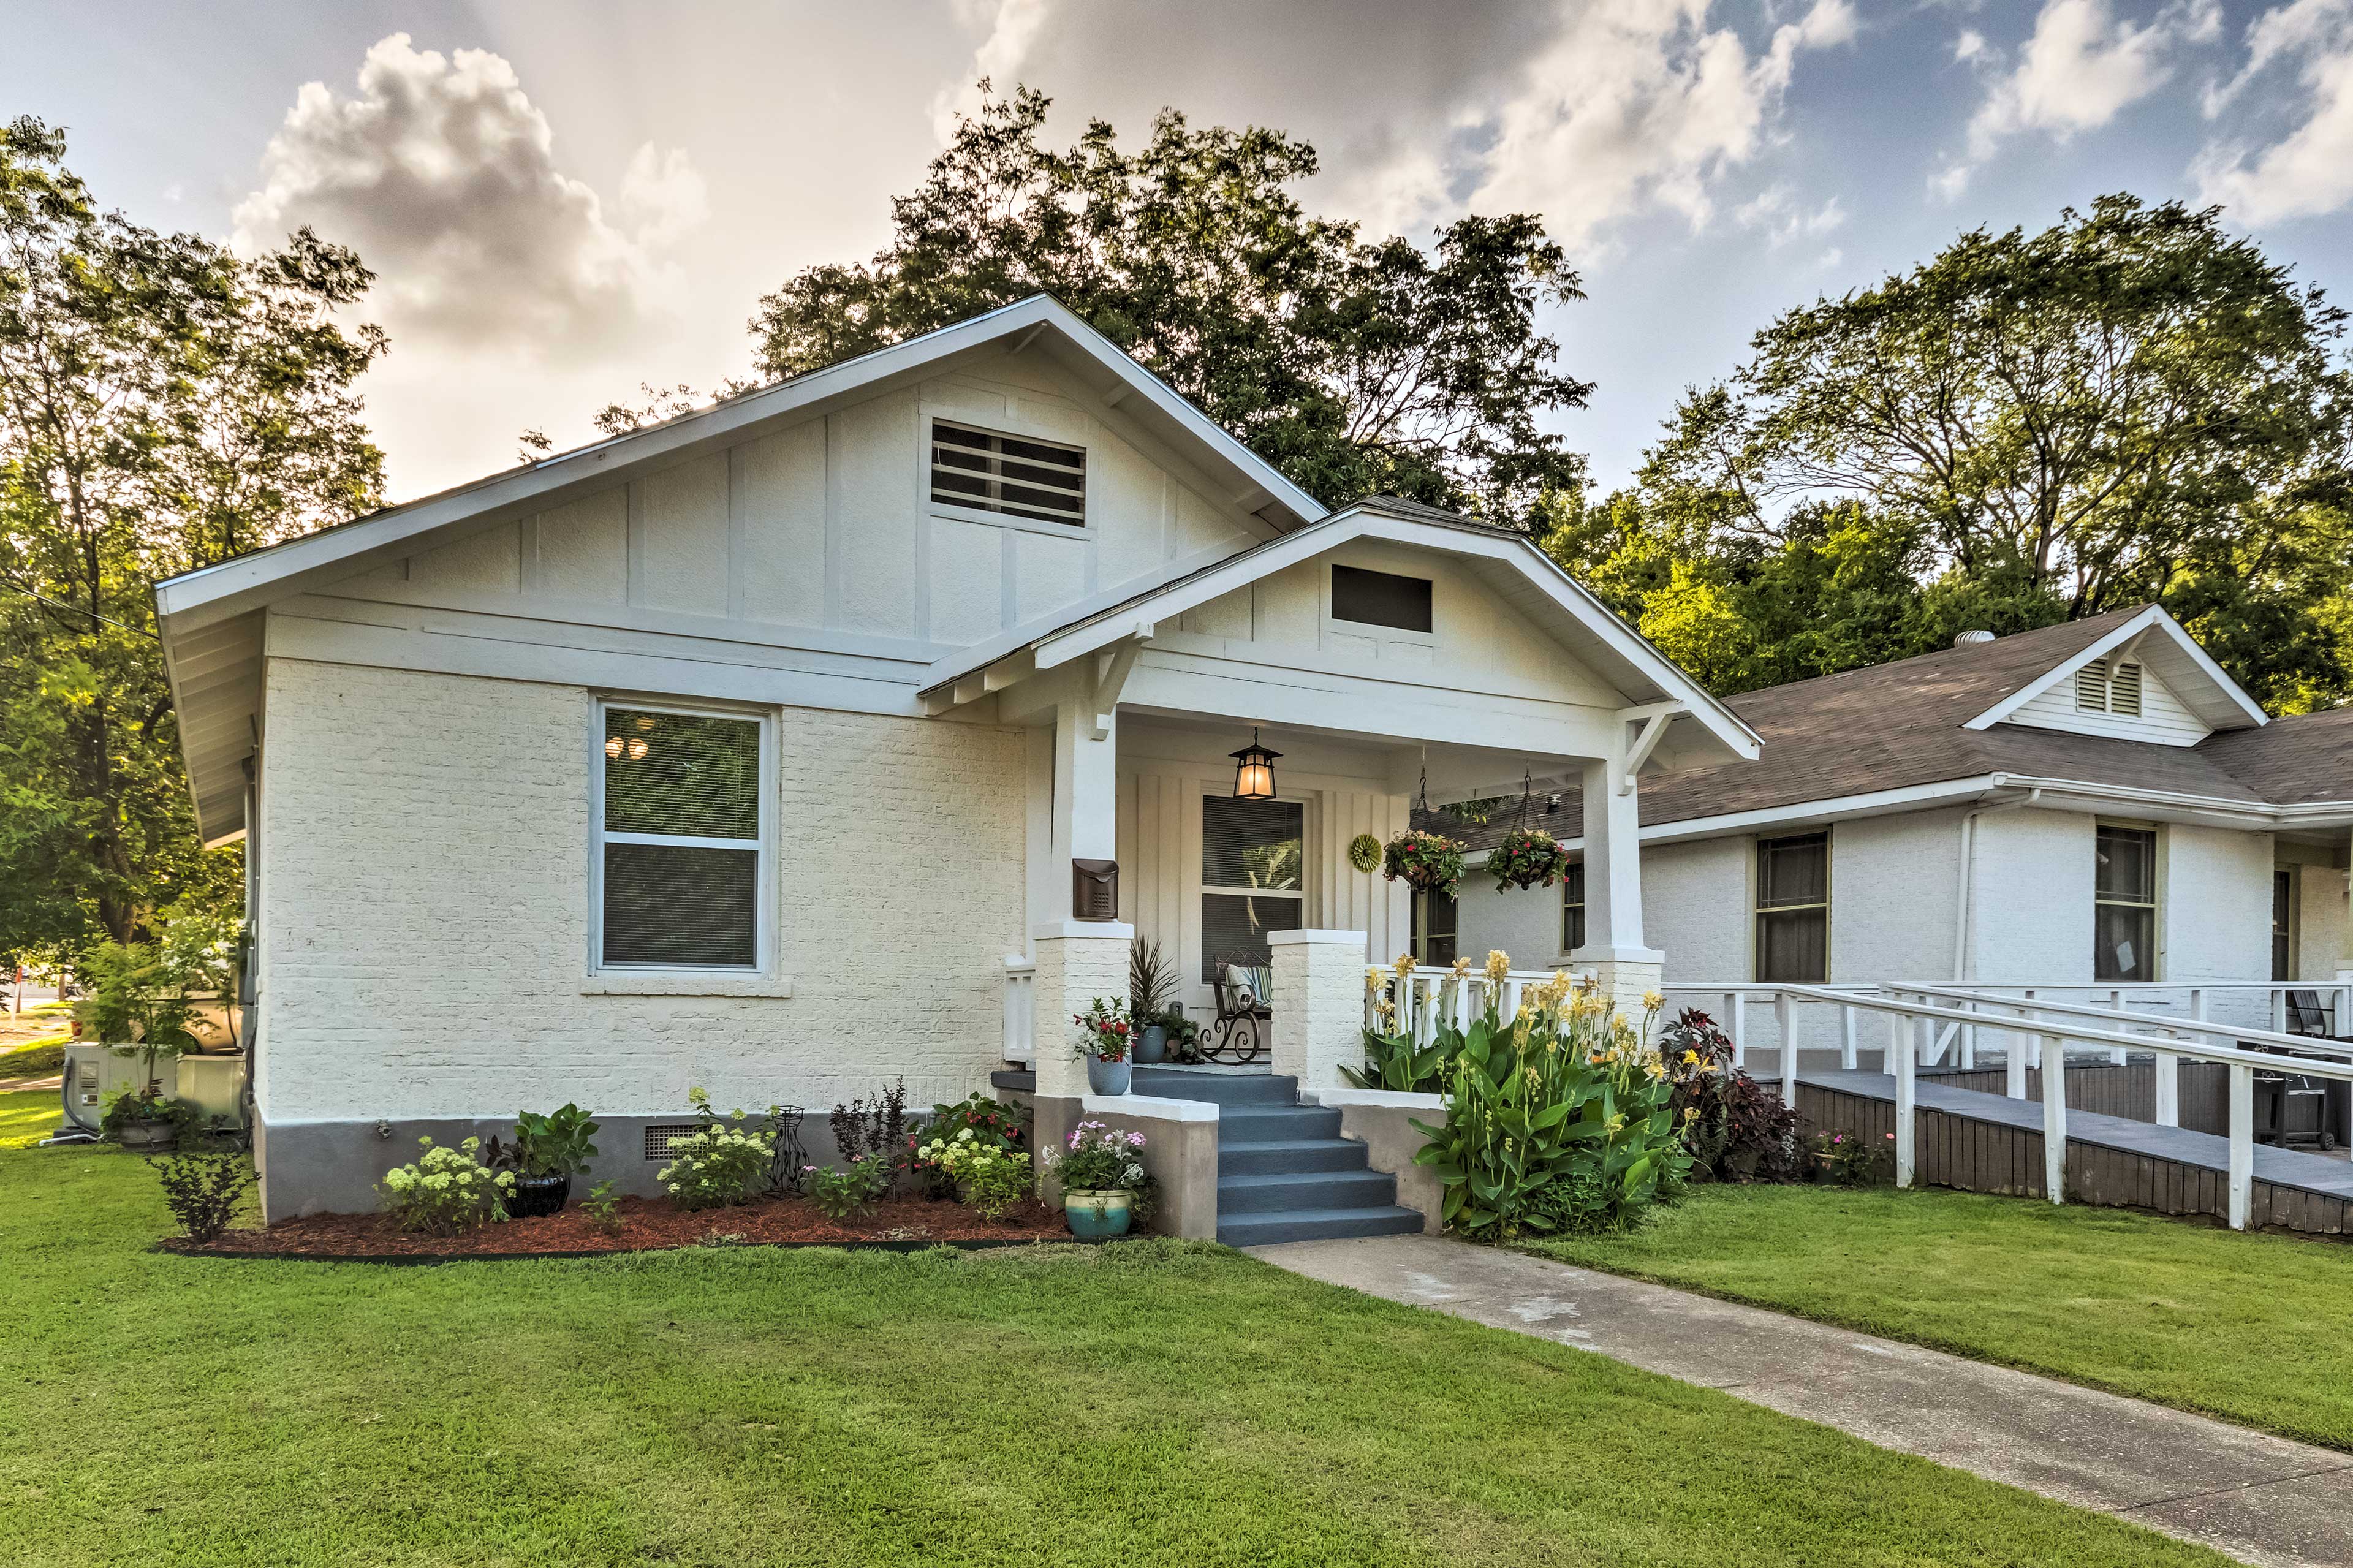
[1253, 1233, 2353, 1568]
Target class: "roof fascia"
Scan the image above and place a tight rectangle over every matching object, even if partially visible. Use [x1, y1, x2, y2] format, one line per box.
[1963, 607, 2268, 732]
[155, 295, 1324, 637]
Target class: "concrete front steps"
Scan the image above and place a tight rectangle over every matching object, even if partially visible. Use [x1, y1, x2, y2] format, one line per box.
[1129, 1067, 1425, 1246]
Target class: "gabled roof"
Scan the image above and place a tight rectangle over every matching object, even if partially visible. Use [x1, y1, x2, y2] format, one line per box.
[155, 295, 1332, 843]
[918, 496, 1765, 767]
[1963, 602, 2268, 732]
[1419, 608, 2350, 847]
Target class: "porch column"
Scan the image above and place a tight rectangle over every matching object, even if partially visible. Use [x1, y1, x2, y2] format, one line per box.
[2340, 827, 2353, 984]
[1269, 930, 1368, 1091]
[1568, 751, 1664, 1025]
[1032, 694, 1129, 1100]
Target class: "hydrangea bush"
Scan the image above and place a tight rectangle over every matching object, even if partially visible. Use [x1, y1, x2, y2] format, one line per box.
[917, 1127, 1034, 1221]
[379, 1136, 515, 1235]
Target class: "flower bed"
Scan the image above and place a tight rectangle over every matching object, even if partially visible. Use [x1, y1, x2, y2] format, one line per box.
[163, 1191, 1072, 1261]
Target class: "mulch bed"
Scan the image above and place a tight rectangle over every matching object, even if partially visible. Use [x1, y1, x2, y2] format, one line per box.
[161, 1192, 1077, 1262]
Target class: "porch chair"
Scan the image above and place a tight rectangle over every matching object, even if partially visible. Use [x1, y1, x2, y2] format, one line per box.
[1205, 953, 1273, 1065]
[2283, 990, 2340, 1040]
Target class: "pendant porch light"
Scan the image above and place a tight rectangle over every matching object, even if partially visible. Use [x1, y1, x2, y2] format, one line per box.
[1229, 728, 1281, 800]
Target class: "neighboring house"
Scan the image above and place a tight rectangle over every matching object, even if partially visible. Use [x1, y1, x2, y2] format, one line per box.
[155, 295, 1758, 1222]
[1433, 607, 2353, 1038]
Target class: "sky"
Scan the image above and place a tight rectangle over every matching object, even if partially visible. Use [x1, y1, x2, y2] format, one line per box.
[11, 0, 2353, 506]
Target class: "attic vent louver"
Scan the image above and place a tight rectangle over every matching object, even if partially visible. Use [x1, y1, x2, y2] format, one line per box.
[930, 419, 1086, 526]
[2075, 658, 2145, 716]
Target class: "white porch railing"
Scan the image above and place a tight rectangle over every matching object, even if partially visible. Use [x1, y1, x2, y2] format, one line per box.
[1368, 966, 1567, 1044]
[1001, 956, 1036, 1066]
[1664, 980, 2353, 1230]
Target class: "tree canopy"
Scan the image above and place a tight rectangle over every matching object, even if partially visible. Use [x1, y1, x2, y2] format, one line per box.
[1561, 196, 2353, 708]
[750, 86, 1592, 525]
[0, 118, 385, 961]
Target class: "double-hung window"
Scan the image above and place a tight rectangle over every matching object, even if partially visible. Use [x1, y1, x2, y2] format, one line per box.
[2094, 824, 2158, 982]
[1413, 887, 1458, 968]
[1756, 831, 1829, 983]
[1200, 795, 1303, 982]
[594, 702, 768, 970]
[1562, 860, 1586, 953]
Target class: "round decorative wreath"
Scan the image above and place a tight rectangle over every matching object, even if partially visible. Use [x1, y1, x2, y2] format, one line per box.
[1488, 827, 1571, 892]
[1381, 829, 1466, 899]
[1347, 832, 1383, 874]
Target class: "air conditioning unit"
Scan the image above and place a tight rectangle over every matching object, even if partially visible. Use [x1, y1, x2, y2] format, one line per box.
[61, 1043, 246, 1133]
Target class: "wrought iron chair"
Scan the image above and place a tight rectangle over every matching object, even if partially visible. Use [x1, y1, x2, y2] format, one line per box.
[1205, 953, 1272, 1064]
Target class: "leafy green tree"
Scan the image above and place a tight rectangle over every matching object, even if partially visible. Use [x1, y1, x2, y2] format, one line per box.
[749, 86, 1591, 524]
[1591, 195, 2353, 705]
[0, 118, 385, 961]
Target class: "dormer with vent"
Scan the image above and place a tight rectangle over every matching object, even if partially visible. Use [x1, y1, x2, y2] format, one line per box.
[1963, 605, 2268, 748]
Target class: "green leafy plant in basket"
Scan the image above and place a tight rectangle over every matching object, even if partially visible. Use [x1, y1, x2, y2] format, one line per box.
[1381, 829, 1465, 898]
[1487, 827, 1571, 892]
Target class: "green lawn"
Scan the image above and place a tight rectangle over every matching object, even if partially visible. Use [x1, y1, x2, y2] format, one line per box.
[1529, 1184, 2353, 1453]
[0, 1146, 2226, 1566]
[0, 1039, 66, 1082]
[1, 1085, 61, 1148]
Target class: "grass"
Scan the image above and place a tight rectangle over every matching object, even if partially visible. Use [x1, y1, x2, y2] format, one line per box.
[0, 1147, 2228, 1566]
[1528, 1184, 2353, 1453]
[1, 1085, 61, 1149]
[0, 1038, 66, 1081]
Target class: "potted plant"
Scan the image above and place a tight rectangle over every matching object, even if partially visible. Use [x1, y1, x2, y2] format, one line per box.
[1052, 1119, 1151, 1239]
[1073, 997, 1135, 1094]
[493, 1104, 600, 1216]
[1382, 828, 1466, 898]
[1127, 938, 1179, 1064]
[1488, 827, 1571, 892]
[74, 939, 208, 1151]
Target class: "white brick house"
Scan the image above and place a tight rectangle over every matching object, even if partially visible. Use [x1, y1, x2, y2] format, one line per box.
[157, 297, 1757, 1221]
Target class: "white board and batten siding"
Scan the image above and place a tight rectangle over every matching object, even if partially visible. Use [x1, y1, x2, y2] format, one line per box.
[2006, 661, 2211, 746]
[268, 347, 1270, 721]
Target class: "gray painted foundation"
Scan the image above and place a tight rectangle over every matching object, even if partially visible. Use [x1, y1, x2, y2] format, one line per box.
[257, 1111, 861, 1224]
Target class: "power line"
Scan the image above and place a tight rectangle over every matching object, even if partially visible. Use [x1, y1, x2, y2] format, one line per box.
[0, 572, 156, 638]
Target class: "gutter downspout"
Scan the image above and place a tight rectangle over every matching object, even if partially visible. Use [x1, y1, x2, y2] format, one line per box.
[1954, 779, 2043, 986]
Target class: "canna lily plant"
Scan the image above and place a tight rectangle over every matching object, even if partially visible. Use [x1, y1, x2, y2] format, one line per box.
[1410, 962, 1688, 1240]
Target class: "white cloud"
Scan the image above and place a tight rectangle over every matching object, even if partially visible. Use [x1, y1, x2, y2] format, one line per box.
[2196, 0, 2353, 222]
[1735, 183, 1846, 245]
[1945, 0, 2218, 194]
[1815, 245, 1844, 269]
[936, 0, 1857, 252]
[231, 33, 706, 362]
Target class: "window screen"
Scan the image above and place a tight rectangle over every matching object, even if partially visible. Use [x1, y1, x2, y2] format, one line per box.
[1563, 860, 1586, 953]
[1331, 565, 1433, 633]
[930, 420, 1086, 526]
[1200, 795, 1303, 980]
[1756, 831, 1828, 983]
[598, 706, 763, 969]
[2094, 825, 2157, 982]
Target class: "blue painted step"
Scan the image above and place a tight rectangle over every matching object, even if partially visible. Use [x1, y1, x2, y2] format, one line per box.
[1219, 1137, 1368, 1176]
[1215, 1205, 1427, 1248]
[1218, 1168, 1401, 1214]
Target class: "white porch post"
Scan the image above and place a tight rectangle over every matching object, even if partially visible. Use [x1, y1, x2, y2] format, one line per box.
[1569, 752, 1664, 1023]
[2339, 827, 2353, 987]
[1031, 695, 1129, 1100]
[1269, 929, 1369, 1091]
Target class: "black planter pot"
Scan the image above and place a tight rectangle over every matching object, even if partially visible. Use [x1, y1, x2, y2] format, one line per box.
[508, 1171, 572, 1218]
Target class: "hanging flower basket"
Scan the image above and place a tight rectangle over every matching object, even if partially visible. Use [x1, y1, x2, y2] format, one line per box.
[1488, 827, 1571, 893]
[1347, 832, 1383, 874]
[1382, 830, 1466, 899]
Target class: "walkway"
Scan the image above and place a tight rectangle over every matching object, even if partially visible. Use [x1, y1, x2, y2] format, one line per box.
[1254, 1233, 2353, 1568]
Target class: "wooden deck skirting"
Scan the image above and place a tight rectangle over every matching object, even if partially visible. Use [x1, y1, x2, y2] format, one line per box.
[1793, 1073, 2353, 1239]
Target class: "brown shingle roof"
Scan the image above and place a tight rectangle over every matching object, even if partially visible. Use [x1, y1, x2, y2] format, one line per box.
[1414, 608, 2348, 848]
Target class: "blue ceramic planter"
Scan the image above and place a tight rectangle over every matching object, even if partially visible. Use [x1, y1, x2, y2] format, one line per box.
[1063, 1189, 1134, 1240]
[1085, 1056, 1132, 1095]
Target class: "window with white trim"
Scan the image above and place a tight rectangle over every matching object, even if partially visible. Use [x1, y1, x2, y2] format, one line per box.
[929, 419, 1086, 526]
[1755, 831, 1828, 983]
[1562, 860, 1586, 953]
[2075, 658, 2143, 716]
[1200, 795, 1303, 982]
[594, 703, 767, 970]
[2094, 823, 2158, 982]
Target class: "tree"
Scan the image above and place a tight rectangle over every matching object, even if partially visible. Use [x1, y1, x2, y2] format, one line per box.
[1598, 195, 2353, 706]
[0, 118, 385, 961]
[749, 86, 1590, 524]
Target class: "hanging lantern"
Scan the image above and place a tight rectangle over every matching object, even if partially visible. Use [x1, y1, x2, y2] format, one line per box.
[1229, 728, 1281, 800]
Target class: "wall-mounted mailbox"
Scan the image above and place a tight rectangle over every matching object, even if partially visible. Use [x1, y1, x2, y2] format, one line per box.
[1072, 858, 1120, 922]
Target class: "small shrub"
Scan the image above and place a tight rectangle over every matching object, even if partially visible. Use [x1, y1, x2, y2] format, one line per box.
[1811, 1129, 1895, 1186]
[829, 1079, 908, 1169]
[380, 1137, 513, 1235]
[658, 1094, 776, 1211]
[805, 1159, 892, 1221]
[1661, 1009, 1803, 1182]
[910, 1093, 1028, 1197]
[581, 1179, 623, 1233]
[99, 1086, 206, 1145]
[149, 1152, 256, 1241]
[915, 1127, 1034, 1221]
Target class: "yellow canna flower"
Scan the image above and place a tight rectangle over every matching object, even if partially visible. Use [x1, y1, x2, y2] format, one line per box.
[1365, 966, 1385, 994]
[1484, 949, 1512, 986]
[1450, 955, 1474, 977]
[1642, 989, 1665, 1013]
[1392, 952, 1418, 981]
[1681, 1049, 1700, 1066]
